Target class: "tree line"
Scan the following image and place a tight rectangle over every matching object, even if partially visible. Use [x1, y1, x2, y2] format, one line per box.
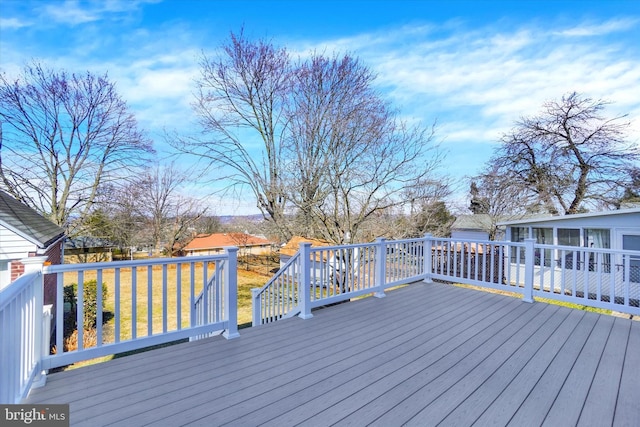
[1, 31, 638, 252]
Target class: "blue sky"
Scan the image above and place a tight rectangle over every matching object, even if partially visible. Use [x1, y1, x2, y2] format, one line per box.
[1, 0, 639, 215]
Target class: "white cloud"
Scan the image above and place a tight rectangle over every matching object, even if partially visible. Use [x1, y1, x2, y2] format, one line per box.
[39, 0, 159, 26]
[326, 20, 639, 139]
[556, 18, 640, 37]
[42, 0, 100, 25]
[0, 17, 31, 29]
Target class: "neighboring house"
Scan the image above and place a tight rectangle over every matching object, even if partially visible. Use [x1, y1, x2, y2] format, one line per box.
[279, 235, 333, 268]
[65, 236, 115, 263]
[499, 207, 640, 252]
[499, 207, 640, 296]
[450, 214, 497, 240]
[451, 213, 554, 241]
[182, 232, 274, 256]
[0, 190, 66, 309]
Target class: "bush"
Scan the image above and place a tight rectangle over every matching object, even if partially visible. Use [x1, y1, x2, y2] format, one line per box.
[52, 328, 98, 353]
[64, 280, 108, 330]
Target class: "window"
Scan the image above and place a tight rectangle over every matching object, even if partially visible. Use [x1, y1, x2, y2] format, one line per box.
[558, 228, 580, 246]
[510, 227, 528, 242]
[0, 261, 8, 290]
[622, 234, 640, 283]
[556, 229, 580, 269]
[510, 227, 528, 262]
[584, 229, 610, 249]
[585, 229, 611, 272]
[533, 227, 552, 266]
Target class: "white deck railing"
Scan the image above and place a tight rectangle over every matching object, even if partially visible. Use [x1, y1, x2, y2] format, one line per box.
[3, 235, 638, 402]
[429, 237, 640, 315]
[252, 238, 426, 325]
[192, 255, 235, 340]
[0, 249, 239, 403]
[254, 235, 640, 326]
[0, 258, 49, 404]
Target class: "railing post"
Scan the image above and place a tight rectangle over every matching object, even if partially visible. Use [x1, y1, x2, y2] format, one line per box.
[223, 247, 240, 339]
[251, 288, 261, 327]
[423, 233, 433, 283]
[21, 256, 49, 388]
[374, 238, 387, 297]
[523, 238, 535, 303]
[299, 242, 313, 319]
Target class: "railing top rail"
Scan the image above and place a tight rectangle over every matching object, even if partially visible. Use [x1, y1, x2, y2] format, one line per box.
[44, 253, 231, 274]
[431, 237, 525, 248]
[0, 270, 41, 311]
[382, 237, 426, 245]
[533, 242, 640, 254]
[308, 242, 378, 252]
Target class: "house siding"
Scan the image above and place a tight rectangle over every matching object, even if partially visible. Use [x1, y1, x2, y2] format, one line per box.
[0, 226, 35, 261]
[188, 244, 271, 257]
[501, 211, 640, 252]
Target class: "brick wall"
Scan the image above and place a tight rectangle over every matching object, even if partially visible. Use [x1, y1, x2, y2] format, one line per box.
[9, 240, 63, 307]
[43, 242, 62, 307]
[10, 261, 25, 282]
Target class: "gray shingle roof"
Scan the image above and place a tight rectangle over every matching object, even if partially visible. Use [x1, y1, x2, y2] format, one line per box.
[0, 190, 65, 248]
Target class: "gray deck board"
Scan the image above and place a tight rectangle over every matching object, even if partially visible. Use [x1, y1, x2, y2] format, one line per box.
[578, 317, 630, 426]
[614, 320, 640, 427]
[541, 315, 615, 426]
[23, 282, 640, 427]
[492, 310, 596, 427]
[437, 308, 586, 427]
[295, 297, 540, 427]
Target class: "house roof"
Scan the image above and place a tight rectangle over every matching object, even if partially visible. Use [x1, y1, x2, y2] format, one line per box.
[183, 233, 273, 251]
[280, 235, 332, 257]
[498, 207, 640, 226]
[453, 213, 553, 231]
[0, 189, 65, 248]
[65, 236, 115, 250]
[452, 214, 494, 231]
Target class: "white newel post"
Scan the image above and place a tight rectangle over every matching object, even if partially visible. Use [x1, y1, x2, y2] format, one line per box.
[299, 242, 313, 319]
[423, 234, 433, 283]
[523, 238, 535, 303]
[251, 288, 261, 326]
[374, 238, 387, 297]
[223, 247, 240, 339]
[21, 256, 49, 388]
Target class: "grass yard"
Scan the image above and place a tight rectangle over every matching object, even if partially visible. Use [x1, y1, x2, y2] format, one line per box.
[452, 282, 613, 314]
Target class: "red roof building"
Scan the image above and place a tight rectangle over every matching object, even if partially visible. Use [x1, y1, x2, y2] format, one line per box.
[182, 233, 274, 256]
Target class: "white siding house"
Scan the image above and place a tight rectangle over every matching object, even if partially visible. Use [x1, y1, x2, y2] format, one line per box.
[499, 208, 640, 295]
[0, 190, 65, 291]
[499, 208, 640, 253]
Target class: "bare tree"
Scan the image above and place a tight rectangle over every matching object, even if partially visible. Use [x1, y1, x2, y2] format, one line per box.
[468, 167, 535, 239]
[136, 163, 183, 253]
[132, 162, 208, 255]
[164, 195, 207, 256]
[177, 32, 443, 244]
[284, 54, 441, 243]
[0, 62, 153, 233]
[490, 92, 638, 214]
[174, 31, 292, 240]
[401, 179, 454, 238]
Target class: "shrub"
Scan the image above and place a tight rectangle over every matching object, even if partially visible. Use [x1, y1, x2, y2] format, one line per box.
[52, 329, 98, 353]
[64, 280, 108, 330]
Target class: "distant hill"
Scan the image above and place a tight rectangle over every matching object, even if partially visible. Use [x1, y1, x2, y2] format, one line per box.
[217, 214, 264, 224]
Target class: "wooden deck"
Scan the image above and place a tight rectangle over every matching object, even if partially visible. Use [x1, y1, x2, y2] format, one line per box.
[25, 282, 640, 426]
